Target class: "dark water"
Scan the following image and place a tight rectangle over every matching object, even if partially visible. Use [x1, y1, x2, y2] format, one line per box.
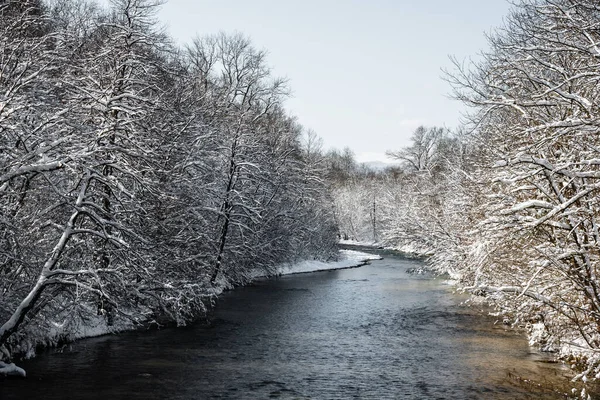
[0, 249, 591, 399]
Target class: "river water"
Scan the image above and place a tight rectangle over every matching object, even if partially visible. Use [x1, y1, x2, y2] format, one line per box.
[0, 248, 592, 399]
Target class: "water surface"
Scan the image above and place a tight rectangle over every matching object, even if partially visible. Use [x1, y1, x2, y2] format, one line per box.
[0, 249, 588, 399]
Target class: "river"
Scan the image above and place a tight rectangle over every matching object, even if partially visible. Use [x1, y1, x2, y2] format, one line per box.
[0, 247, 593, 399]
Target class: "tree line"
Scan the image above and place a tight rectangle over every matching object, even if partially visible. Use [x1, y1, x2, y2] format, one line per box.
[331, 0, 600, 381]
[0, 0, 338, 359]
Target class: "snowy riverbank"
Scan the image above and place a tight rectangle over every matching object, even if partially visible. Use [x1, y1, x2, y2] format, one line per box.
[339, 238, 429, 259]
[0, 361, 26, 378]
[2, 249, 381, 377]
[277, 249, 382, 275]
[338, 239, 381, 247]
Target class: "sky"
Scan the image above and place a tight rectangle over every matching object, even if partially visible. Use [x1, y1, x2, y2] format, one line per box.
[152, 1, 511, 163]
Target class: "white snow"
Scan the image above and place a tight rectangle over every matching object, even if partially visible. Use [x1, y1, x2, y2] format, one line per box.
[338, 239, 391, 250]
[278, 249, 382, 275]
[528, 322, 548, 348]
[338, 239, 380, 246]
[0, 361, 26, 377]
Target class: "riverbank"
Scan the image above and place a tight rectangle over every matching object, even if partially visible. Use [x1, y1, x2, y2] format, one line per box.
[0, 362, 26, 377]
[1, 249, 380, 378]
[2, 250, 594, 399]
[276, 249, 382, 275]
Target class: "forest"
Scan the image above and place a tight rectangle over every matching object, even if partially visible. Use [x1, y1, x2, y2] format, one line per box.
[3, 0, 600, 388]
[332, 0, 600, 382]
[0, 0, 338, 361]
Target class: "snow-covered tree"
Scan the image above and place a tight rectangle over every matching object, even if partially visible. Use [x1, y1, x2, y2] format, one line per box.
[0, 0, 340, 361]
[448, 0, 600, 377]
[386, 126, 447, 173]
[2, 0, 185, 352]
[0, 0, 74, 354]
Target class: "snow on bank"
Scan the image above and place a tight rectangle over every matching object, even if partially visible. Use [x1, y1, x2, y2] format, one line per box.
[3, 250, 381, 378]
[339, 239, 381, 247]
[278, 249, 382, 275]
[0, 361, 26, 377]
[339, 239, 430, 259]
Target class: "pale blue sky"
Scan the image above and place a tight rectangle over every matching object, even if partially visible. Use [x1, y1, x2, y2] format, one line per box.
[155, 1, 511, 162]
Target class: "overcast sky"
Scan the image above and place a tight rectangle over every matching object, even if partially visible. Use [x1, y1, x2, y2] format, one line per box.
[150, 0, 511, 163]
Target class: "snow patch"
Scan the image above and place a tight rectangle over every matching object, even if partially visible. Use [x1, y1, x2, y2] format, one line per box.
[0, 361, 26, 377]
[528, 322, 547, 347]
[339, 238, 380, 247]
[278, 249, 382, 275]
[443, 279, 459, 286]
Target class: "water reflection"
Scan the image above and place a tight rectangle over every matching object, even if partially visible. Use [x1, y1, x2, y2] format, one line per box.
[0, 251, 594, 399]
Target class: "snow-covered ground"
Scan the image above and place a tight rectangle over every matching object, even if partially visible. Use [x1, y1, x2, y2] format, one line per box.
[339, 239, 429, 259]
[0, 361, 26, 377]
[339, 239, 380, 247]
[278, 249, 382, 275]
